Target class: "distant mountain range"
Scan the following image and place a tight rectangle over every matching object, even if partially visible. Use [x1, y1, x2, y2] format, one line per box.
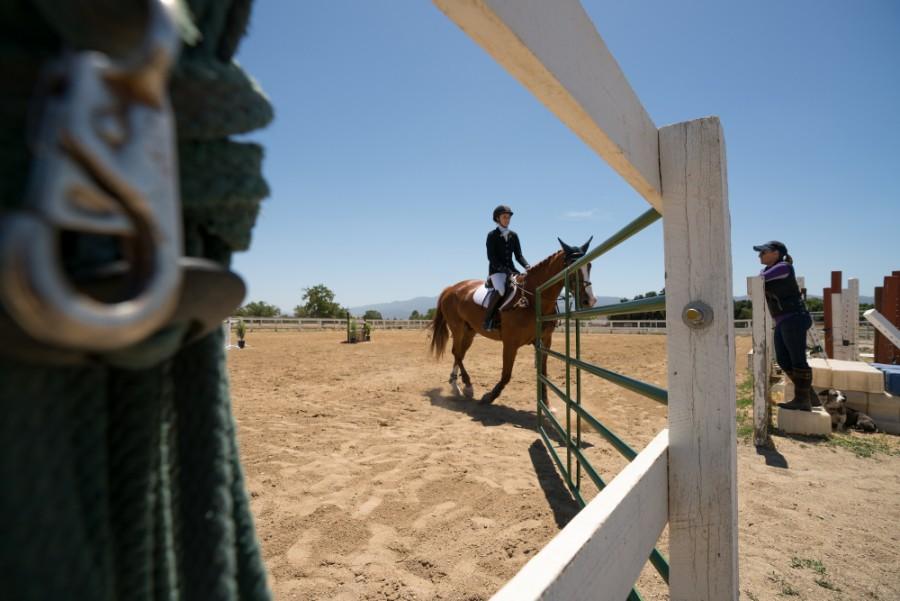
[350, 295, 624, 320]
[349, 296, 438, 320]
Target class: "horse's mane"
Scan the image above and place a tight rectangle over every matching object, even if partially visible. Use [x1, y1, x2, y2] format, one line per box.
[526, 249, 564, 274]
[523, 249, 565, 293]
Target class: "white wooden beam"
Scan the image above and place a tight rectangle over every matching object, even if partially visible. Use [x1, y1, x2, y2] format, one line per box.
[864, 308, 900, 351]
[433, 0, 662, 211]
[661, 116, 739, 601]
[490, 429, 669, 601]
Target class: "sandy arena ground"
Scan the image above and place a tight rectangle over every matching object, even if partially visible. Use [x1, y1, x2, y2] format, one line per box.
[229, 330, 900, 601]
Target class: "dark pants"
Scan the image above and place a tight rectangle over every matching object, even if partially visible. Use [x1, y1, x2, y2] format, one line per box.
[773, 312, 812, 372]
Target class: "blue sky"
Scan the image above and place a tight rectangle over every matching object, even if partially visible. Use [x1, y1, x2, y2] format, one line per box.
[231, 1, 899, 312]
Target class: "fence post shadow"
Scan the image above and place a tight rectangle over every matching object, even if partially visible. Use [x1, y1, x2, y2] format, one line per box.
[755, 442, 789, 469]
[528, 439, 580, 529]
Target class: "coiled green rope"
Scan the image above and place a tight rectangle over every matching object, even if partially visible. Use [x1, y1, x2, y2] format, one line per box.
[0, 1, 273, 598]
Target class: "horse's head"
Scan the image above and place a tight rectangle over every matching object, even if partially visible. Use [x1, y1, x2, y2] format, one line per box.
[558, 237, 597, 308]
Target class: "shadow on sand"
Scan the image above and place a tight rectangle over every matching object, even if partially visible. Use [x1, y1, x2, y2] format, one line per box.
[424, 387, 591, 448]
[426, 388, 586, 527]
[754, 442, 789, 469]
[528, 439, 581, 528]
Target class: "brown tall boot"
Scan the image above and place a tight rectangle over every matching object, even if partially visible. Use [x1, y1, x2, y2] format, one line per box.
[778, 367, 812, 411]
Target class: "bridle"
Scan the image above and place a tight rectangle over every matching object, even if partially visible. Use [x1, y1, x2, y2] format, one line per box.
[562, 253, 593, 305]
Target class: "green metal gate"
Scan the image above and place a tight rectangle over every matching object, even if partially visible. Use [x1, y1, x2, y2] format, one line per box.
[534, 208, 669, 601]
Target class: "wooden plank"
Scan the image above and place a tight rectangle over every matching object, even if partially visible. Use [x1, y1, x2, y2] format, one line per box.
[747, 276, 770, 446]
[831, 271, 843, 292]
[433, 0, 662, 210]
[660, 116, 739, 600]
[832, 292, 845, 360]
[884, 275, 900, 363]
[864, 309, 900, 351]
[490, 430, 669, 601]
[824, 287, 834, 357]
[843, 278, 859, 360]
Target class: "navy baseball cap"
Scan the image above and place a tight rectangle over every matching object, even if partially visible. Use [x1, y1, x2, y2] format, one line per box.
[753, 240, 787, 255]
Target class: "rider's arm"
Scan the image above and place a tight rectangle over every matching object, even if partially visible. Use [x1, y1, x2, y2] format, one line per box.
[486, 231, 502, 273]
[512, 234, 530, 271]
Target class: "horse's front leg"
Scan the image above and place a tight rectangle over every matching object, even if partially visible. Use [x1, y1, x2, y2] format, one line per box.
[448, 362, 462, 396]
[481, 341, 518, 404]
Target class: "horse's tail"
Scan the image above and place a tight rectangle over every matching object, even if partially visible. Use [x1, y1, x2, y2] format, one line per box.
[429, 292, 450, 359]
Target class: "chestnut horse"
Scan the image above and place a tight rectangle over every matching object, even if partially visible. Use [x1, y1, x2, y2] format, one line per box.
[429, 238, 595, 405]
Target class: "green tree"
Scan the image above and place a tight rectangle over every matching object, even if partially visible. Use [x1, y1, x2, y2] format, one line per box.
[293, 284, 345, 318]
[805, 297, 824, 312]
[409, 310, 421, 320]
[423, 307, 437, 320]
[733, 299, 752, 320]
[234, 300, 280, 317]
[363, 310, 383, 320]
[614, 291, 665, 320]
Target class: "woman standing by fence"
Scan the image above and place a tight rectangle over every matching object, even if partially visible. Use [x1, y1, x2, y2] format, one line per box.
[754, 240, 817, 411]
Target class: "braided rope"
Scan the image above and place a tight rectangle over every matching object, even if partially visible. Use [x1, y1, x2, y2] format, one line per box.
[0, 1, 272, 598]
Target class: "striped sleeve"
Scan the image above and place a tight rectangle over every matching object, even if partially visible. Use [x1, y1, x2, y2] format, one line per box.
[760, 262, 791, 282]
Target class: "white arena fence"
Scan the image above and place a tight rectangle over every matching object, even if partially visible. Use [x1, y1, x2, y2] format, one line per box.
[224, 316, 761, 335]
[226, 318, 429, 331]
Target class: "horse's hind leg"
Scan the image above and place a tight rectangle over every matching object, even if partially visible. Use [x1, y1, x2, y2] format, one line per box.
[447, 324, 467, 397]
[454, 326, 476, 398]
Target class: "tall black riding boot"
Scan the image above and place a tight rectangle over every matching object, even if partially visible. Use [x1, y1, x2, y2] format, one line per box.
[483, 290, 503, 331]
[778, 366, 812, 411]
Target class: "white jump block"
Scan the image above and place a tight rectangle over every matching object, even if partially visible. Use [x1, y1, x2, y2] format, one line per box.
[777, 407, 832, 436]
[843, 391, 900, 434]
[781, 387, 900, 435]
[809, 358, 884, 394]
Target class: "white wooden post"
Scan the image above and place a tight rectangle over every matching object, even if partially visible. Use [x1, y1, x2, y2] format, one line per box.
[831, 290, 846, 360]
[843, 278, 860, 360]
[223, 318, 232, 349]
[661, 117, 739, 601]
[748, 276, 771, 446]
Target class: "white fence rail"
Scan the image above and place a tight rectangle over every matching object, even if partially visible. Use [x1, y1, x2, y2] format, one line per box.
[490, 430, 669, 601]
[225, 316, 756, 334]
[225, 316, 878, 344]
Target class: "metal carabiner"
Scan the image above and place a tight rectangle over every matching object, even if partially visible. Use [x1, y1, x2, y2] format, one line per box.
[0, 0, 183, 351]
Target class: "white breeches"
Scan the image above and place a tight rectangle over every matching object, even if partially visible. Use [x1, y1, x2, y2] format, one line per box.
[489, 273, 508, 296]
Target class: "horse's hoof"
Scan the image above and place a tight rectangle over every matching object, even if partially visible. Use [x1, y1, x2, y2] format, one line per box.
[450, 382, 462, 397]
[463, 385, 474, 399]
[479, 393, 495, 405]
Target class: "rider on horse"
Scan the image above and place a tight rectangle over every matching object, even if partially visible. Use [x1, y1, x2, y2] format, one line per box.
[484, 205, 530, 331]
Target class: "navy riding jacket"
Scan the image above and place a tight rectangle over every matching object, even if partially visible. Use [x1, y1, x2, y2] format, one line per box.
[760, 261, 805, 323]
[486, 228, 530, 275]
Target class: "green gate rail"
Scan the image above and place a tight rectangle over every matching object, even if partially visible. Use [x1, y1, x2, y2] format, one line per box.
[534, 208, 669, 600]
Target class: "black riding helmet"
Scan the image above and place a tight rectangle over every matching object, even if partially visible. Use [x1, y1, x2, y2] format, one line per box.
[492, 204, 513, 223]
